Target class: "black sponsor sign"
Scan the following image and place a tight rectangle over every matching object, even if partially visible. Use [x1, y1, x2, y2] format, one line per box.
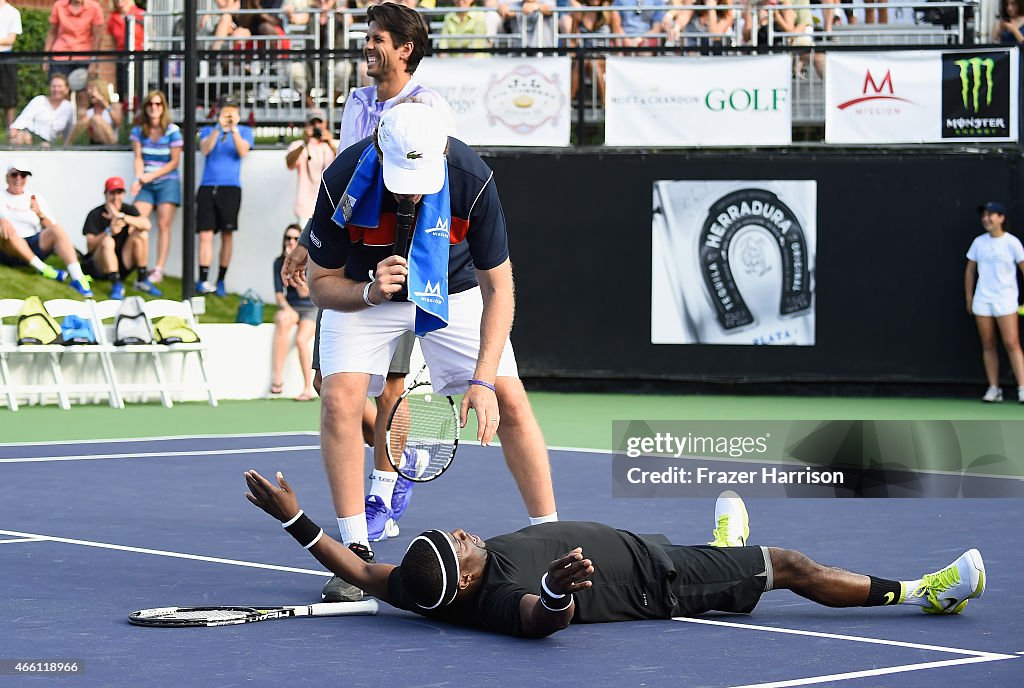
[941, 50, 1013, 139]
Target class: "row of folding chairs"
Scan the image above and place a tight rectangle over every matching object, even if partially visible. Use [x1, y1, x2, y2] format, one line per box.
[0, 298, 218, 411]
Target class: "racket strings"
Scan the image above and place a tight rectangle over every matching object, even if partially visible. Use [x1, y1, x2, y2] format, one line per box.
[169, 609, 251, 622]
[390, 395, 457, 480]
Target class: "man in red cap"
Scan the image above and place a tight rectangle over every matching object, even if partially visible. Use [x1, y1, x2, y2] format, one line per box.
[80, 176, 158, 299]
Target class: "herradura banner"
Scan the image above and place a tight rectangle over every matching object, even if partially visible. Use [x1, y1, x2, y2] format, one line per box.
[604, 56, 792, 147]
[415, 57, 571, 147]
[826, 48, 1019, 144]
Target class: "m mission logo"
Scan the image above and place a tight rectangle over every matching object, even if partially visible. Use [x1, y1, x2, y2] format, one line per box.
[941, 51, 1011, 138]
[836, 69, 914, 114]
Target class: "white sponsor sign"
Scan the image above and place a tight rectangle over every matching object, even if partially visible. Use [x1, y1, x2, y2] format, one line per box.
[415, 57, 571, 146]
[825, 51, 941, 143]
[605, 56, 792, 147]
[652, 181, 817, 346]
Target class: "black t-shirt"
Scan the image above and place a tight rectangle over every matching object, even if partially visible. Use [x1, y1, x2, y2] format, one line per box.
[273, 255, 314, 308]
[307, 136, 510, 302]
[386, 522, 678, 637]
[82, 203, 141, 238]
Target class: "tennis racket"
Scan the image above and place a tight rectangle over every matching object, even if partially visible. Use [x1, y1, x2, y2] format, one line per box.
[385, 364, 459, 482]
[129, 599, 379, 628]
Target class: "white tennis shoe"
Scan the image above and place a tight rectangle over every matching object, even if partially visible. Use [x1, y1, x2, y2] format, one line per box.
[910, 549, 986, 614]
[709, 490, 749, 547]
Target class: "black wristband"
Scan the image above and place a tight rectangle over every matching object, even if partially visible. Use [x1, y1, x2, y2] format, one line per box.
[282, 510, 324, 549]
[539, 573, 574, 612]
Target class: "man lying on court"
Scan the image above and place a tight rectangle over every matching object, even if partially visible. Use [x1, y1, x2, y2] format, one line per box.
[244, 470, 986, 638]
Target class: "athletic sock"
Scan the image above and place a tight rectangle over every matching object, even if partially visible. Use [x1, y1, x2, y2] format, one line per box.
[107, 272, 119, 283]
[337, 514, 370, 550]
[899, 578, 930, 606]
[368, 470, 398, 504]
[217, 265, 228, 282]
[529, 512, 558, 526]
[136, 266, 148, 281]
[198, 265, 210, 283]
[66, 262, 85, 282]
[29, 256, 50, 273]
[862, 576, 903, 606]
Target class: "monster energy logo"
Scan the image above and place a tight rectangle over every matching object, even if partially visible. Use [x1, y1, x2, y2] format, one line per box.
[954, 57, 994, 113]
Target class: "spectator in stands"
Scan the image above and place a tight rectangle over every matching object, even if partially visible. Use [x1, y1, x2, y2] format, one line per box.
[272, 224, 317, 401]
[196, 95, 254, 297]
[746, 0, 794, 51]
[8, 73, 74, 147]
[610, 0, 671, 47]
[864, 0, 886, 25]
[440, 0, 492, 53]
[569, 0, 613, 102]
[130, 89, 182, 285]
[107, 0, 145, 107]
[670, 0, 734, 50]
[791, 2, 823, 79]
[67, 78, 123, 145]
[284, 0, 354, 107]
[0, 159, 93, 297]
[81, 176, 158, 300]
[204, 0, 252, 51]
[44, 0, 104, 80]
[994, 0, 1024, 45]
[0, 0, 22, 131]
[286, 110, 337, 227]
[498, 0, 557, 48]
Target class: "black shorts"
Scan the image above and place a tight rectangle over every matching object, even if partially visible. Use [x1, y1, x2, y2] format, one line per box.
[80, 232, 132, 279]
[660, 545, 771, 617]
[0, 62, 18, 109]
[196, 185, 241, 233]
[311, 310, 414, 376]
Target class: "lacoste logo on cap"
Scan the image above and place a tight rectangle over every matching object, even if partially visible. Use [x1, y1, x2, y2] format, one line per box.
[406, 151, 423, 160]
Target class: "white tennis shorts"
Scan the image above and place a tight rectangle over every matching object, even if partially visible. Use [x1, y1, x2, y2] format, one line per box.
[319, 286, 519, 397]
[972, 298, 1018, 318]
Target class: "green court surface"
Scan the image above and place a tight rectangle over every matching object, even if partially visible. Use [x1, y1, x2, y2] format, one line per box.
[3, 392, 1022, 448]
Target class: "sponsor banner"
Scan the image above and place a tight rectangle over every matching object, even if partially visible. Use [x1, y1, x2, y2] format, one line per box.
[604, 56, 792, 147]
[415, 57, 571, 147]
[942, 49, 1018, 140]
[612, 420, 1024, 498]
[652, 181, 816, 345]
[826, 48, 1018, 143]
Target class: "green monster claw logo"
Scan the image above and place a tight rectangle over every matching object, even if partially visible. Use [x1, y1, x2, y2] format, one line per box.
[954, 57, 995, 113]
[406, 151, 423, 160]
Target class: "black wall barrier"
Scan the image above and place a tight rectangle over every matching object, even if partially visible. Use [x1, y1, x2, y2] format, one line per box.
[479, 148, 1022, 389]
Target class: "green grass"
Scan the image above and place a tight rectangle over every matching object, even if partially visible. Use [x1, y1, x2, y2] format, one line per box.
[0, 263, 277, 324]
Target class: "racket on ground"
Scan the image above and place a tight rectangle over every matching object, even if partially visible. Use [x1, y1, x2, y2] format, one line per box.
[128, 599, 379, 628]
[386, 364, 459, 482]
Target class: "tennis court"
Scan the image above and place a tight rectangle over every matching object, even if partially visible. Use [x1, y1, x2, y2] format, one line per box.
[1, 395, 1022, 687]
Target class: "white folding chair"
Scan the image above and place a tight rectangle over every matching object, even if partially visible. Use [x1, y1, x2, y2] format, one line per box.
[44, 298, 123, 409]
[144, 299, 218, 407]
[0, 297, 70, 411]
[93, 299, 173, 408]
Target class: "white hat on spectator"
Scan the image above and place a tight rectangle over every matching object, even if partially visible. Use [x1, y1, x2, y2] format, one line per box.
[377, 103, 447, 195]
[6, 159, 32, 176]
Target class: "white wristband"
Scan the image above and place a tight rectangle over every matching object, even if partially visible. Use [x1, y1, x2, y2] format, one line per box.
[281, 509, 304, 528]
[362, 281, 377, 307]
[540, 572, 564, 599]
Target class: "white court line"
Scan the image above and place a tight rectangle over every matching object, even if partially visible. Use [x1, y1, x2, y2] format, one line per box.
[0, 431, 318, 448]
[672, 617, 1017, 688]
[0, 528, 331, 577]
[0, 445, 321, 463]
[0, 536, 45, 544]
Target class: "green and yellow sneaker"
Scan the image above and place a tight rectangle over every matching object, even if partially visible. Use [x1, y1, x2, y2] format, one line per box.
[709, 490, 749, 547]
[910, 549, 986, 614]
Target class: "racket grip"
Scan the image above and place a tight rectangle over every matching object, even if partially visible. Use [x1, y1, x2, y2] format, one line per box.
[305, 599, 380, 617]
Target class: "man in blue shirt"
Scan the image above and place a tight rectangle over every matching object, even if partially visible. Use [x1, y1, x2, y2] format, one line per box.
[610, 0, 670, 47]
[197, 95, 254, 297]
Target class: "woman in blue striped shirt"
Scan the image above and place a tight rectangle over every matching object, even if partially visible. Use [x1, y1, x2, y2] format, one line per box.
[129, 89, 182, 284]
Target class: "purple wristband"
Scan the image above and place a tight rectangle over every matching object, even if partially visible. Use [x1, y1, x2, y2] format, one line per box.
[469, 379, 496, 392]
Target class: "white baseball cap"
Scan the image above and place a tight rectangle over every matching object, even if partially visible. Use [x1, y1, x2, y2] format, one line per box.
[377, 103, 448, 195]
[6, 159, 32, 176]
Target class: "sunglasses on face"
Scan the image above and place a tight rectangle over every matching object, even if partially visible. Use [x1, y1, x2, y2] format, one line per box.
[285, 236, 300, 242]
[146, 101, 164, 108]
[8, 171, 28, 179]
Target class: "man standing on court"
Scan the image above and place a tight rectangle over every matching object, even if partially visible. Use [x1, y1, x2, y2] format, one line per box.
[306, 102, 557, 603]
[196, 95, 253, 297]
[285, 3, 459, 555]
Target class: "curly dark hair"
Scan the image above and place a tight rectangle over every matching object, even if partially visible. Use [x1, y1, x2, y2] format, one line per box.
[399, 538, 446, 607]
[366, 2, 430, 74]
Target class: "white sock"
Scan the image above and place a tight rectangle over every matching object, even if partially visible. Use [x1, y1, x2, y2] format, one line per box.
[899, 580, 928, 606]
[29, 256, 49, 273]
[66, 262, 85, 282]
[337, 515, 369, 549]
[530, 512, 558, 526]
[368, 469, 398, 504]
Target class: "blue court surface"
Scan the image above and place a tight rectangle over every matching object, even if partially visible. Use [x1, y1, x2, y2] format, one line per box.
[1, 433, 1021, 687]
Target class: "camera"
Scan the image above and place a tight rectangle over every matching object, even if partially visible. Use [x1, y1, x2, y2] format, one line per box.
[312, 126, 323, 140]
